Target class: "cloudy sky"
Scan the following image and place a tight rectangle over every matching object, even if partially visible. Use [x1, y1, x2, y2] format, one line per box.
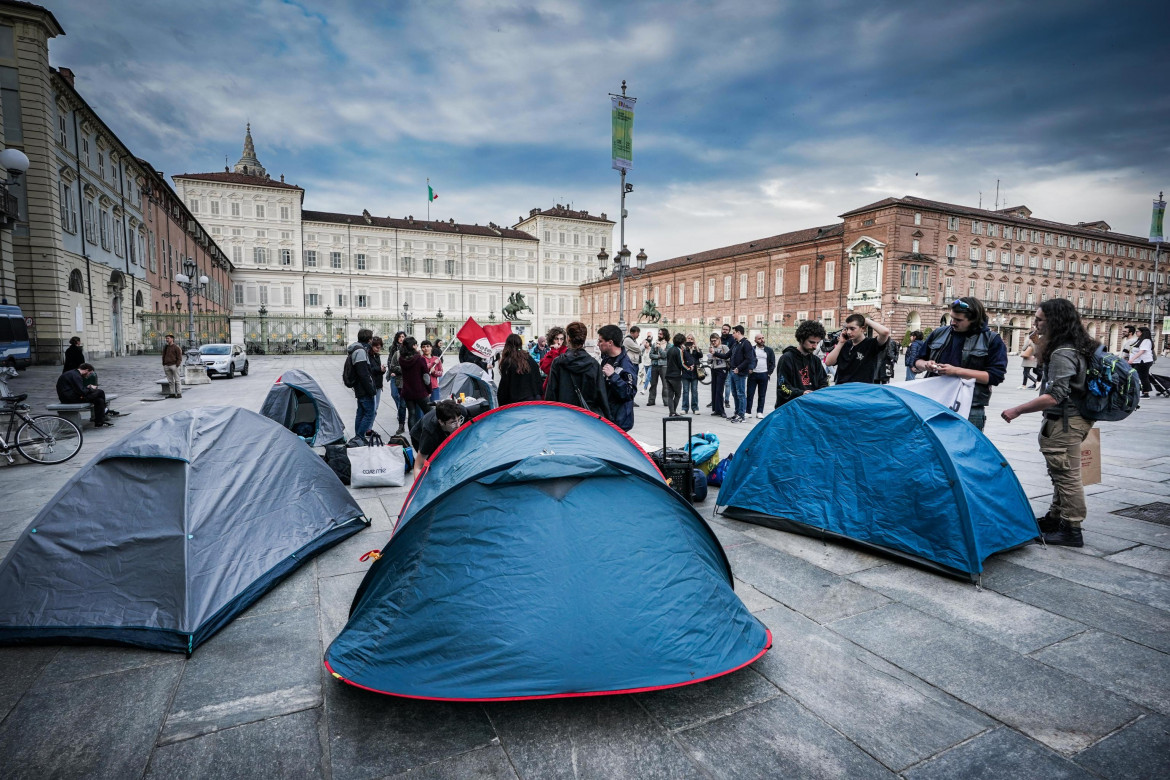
[49, 0, 1167, 263]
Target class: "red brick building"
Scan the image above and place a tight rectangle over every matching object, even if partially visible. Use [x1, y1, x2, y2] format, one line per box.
[582, 195, 1164, 352]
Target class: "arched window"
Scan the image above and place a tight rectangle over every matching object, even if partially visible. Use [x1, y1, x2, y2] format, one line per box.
[135, 290, 144, 307]
[68, 269, 84, 293]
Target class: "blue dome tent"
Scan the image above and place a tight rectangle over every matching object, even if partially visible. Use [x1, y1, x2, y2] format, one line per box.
[325, 402, 770, 700]
[259, 369, 346, 445]
[0, 407, 367, 652]
[717, 384, 1037, 580]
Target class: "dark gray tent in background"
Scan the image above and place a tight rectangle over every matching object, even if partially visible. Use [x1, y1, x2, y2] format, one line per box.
[438, 363, 498, 409]
[259, 369, 346, 445]
[0, 407, 367, 653]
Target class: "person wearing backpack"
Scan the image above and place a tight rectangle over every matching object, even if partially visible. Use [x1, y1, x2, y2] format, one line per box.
[346, 329, 377, 440]
[1001, 299, 1102, 547]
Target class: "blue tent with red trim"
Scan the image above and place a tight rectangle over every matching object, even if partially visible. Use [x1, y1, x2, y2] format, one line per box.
[717, 384, 1037, 580]
[325, 402, 770, 701]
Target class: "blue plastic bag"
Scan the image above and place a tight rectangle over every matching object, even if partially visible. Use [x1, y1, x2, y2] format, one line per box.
[707, 452, 734, 486]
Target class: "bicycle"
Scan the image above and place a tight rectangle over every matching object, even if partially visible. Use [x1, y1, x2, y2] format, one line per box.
[1, 394, 83, 465]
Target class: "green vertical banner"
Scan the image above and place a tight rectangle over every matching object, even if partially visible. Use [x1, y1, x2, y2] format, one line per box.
[1151, 198, 1166, 244]
[611, 95, 636, 171]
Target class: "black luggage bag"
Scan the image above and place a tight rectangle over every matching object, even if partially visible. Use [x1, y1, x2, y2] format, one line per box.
[651, 415, 695, 502]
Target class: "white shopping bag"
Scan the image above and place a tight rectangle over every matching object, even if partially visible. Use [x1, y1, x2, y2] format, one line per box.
[349, 444, 407, 488]
[901, 376, 975, 420]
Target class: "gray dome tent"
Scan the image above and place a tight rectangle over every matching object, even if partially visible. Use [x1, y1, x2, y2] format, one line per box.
[259, 369, 345, 445]
[0, 407, 367, 653]
[438, 362, 498, 410]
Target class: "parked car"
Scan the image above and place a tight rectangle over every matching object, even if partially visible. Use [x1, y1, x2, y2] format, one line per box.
[200, 343, 249, 378]
[0, 304, 32, 368]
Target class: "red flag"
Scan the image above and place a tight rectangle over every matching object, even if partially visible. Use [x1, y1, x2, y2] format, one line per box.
[456, 317, 492, 361]
[483, 322, 514, 355]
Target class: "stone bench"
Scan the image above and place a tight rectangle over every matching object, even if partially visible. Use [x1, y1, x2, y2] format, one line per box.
[46, 394, 120, 428]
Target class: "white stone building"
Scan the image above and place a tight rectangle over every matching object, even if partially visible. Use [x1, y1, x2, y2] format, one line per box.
[174, 128, 614, 338]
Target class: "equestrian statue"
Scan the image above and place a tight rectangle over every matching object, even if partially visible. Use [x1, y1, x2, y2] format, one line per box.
[502, 291, 533, 321]
[639, 299, 662, 323]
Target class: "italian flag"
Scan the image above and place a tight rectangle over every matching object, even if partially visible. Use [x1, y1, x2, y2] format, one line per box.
[428, 184, 438, 202]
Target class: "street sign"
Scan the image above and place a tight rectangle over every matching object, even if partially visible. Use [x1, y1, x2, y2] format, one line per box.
[24, 317, 32, 327]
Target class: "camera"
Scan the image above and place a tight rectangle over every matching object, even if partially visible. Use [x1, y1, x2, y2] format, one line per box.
[822, 330, 842, 351]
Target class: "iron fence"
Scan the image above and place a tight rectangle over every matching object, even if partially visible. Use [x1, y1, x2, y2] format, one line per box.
[140, 314, 231, 353]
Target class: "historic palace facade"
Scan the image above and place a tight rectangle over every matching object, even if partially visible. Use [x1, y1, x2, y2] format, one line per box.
[581, 195, 1164, 352]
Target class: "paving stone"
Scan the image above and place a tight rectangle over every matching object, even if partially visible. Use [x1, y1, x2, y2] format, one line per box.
[486, 695, 704, 779]
[724, 542, 890, 623]
[1065, 529, 1141, 557]
[902, 727, 1093, 780]
[706, 519, 755, 549]
[238, 559, 318, 619]
[0, 506, 33, 542]
[318, 570, 366, 652]
[849, 565, 1084, 653]
[753, 604, 990, 771]
[832, 603, 1143, 753]
[37, 644, 177, 686]
[146, 707, 325, 779]
[387, 744, 518, 779]
[1030, 630, 1170, 714]
[979, 557, 1054, 593]
[0, 660, 181, 780]
[1005, 544, 1170, 611]
[161, 605, 322, 744]
[1073, 714, 1170, 780]
[0, 645, 59, 722]
[636, 666, 779, 732]
[327, 685, 496, 780]
[676, 693, 895, 779]
[1006, 577, 1170, 654]
[732, 578, 780, 613]
[315, 524, 388, 578]
[1085, 514, 1170, 549]
[1105, 544, 1170, 576]
[741, 525, 887, 575]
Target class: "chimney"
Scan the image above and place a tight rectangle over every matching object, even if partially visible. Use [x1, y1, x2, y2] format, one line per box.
[58, 67, 75, 86]
[530, 207, 540, 217]
[280, 174, 285, 183]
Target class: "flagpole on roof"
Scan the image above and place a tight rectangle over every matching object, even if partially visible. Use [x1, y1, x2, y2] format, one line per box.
[427, 177, 430, 222]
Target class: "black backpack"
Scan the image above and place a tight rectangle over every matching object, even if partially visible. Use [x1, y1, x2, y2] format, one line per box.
[342, 353, 356, 388]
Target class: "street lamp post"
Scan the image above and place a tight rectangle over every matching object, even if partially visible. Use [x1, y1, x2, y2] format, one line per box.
[173, 259, 209, 357]
[402, 301, 412, 338]
[0, 147, 29, 306]
[598, 245, 647, 331]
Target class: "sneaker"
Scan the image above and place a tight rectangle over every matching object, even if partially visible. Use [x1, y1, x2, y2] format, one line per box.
[1042, 521, 1083, 548]
[1017, 385, 1028, 390]
[755, 412, 764, 418]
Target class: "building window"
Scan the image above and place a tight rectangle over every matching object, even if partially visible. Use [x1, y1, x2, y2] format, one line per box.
[254, 247, 267, 264]
[304, 250, 317, 267]
[739, 273, 748, 299]
[400, 256, 413, 274]
[756, 270, 765, 297]
[97, 152, 104, 179]
[234, 284, 244, 305]
[281, 249, 292, 266]
[971, 220, 982, 234]
[911, 239, 920, 253]
[946, 244, 956, 261]
[723, 276, 732, 301]
[331, 252, 343, 269]
[255, 204, 265, 219]
[948, 216, 958, 230]
[68, 269, 84, 292]
[307, 291, 320, 307]
[914, 212, 922, 225]
[708, 278, 715, 303]
[189, 199, 199, 213]
[231, 202, 240, 217]
[356, 253, 367, 271]
[210, 200, 219, 215]
[665, 284, 672, 307]
[824, 261, 835, 291]
[280, 206, 290, 220]
[59, 182, 77, 233]
[969, 247, 980, 262]
[774, 268, 784, 296]
[99, 209, 111, 249]
[423, 257, 434, 274]
[232, 246, 242, 264]
[357, 294, 369, 308]
[799, 265, 809, 293]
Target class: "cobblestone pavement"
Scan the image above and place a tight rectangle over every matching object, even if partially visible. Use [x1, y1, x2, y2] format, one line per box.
[0, 354, 1168, 779]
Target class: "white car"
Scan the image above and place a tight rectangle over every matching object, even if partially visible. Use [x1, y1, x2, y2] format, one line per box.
[200, 344, 249, 378]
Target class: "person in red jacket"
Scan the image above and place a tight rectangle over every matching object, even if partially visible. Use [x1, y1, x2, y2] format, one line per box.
[397, 337, 432, 429]
[539, 326, 567, 393]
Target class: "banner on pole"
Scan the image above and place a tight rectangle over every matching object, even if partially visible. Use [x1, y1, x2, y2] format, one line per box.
[611, 95, 636, 171]
[1151, 198, 1166, 244]
[483, 322, 514, 355]
[456, 318, 492, 361]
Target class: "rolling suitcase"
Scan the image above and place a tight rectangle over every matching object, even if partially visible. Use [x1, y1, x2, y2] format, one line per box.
[651, 415, 696, 502]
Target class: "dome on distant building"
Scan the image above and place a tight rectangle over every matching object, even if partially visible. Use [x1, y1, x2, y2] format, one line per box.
[233, 123, 266, 178]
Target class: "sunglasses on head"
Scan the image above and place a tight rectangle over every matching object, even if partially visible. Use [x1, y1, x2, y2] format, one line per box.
[951, 299, 972, 311]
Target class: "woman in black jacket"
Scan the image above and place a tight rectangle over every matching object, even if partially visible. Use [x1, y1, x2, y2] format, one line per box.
[664, 333, 686, 416]
[497, 334, 543, 405]
[544, 321, 612, 421]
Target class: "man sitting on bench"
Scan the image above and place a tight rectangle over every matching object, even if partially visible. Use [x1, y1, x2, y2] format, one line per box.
[56, 363, 112, 427]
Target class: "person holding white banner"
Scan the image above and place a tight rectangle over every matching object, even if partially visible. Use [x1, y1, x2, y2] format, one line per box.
[914, 297, 1007, 431]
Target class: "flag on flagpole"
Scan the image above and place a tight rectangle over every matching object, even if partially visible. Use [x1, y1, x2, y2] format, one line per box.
[456, 317, 492, 361]
[483, 322, 514, 355]
[428, 184, 438, 202]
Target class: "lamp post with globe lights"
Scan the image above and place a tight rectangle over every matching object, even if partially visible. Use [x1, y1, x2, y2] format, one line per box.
[173, 258, 209, 357]
[598, 245, 646, 331]
[0, 147, 29, 305]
